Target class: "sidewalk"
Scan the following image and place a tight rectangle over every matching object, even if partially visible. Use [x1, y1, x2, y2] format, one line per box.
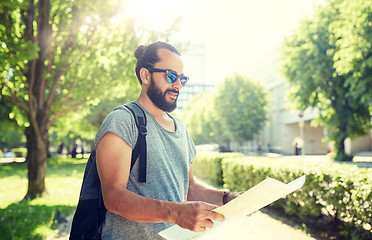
[47, 210, 316, 240]
[199, 211, 316, 240]
[274, 152, 372, 168]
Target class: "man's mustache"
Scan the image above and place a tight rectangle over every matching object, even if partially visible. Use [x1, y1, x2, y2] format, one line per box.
[164, 89, 179, 95]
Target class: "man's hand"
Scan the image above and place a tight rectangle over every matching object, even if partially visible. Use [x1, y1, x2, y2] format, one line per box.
[172, 201, 225, 232]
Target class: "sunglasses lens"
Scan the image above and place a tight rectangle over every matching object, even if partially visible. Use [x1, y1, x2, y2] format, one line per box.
[167, 71, 178, 83]
[180, 77, 188, 86]
[166, 70, 188, 86]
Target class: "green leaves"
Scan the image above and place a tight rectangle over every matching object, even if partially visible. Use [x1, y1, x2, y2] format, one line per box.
[279, 0, 372, 161]
[183, 74, 269, 146]
[332, 0, 372, 105]
[215, 74, 269, 143]
[217, 155, 371, 239]
[0, 0, 180, 198]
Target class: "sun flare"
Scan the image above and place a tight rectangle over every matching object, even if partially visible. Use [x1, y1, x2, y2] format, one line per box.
[124, 0, 186, 32]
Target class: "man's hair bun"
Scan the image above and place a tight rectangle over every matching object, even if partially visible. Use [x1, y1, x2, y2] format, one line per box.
[134, 45, 146, 60]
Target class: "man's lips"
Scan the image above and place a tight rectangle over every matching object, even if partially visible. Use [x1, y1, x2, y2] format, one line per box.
[165, 90, 179, 99]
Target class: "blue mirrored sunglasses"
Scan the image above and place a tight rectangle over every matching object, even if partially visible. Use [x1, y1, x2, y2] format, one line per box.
[146, 67, 189, 86]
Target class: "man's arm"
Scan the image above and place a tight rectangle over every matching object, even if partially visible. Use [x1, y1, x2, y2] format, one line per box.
[187, 165, 242, 207]
[96, 132, 225, 232]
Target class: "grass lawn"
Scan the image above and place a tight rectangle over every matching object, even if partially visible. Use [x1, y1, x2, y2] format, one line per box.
[0, 157, 86, 240]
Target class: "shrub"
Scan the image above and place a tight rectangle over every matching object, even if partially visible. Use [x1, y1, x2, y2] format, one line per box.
[194, 153, 372, 239]
[193, 151, 244, 186]
[221, 157, 372, 239]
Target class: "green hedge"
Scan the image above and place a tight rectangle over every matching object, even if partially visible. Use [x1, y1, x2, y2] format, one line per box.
[193, 151, 244, 186]
[194, 153, 372, 239]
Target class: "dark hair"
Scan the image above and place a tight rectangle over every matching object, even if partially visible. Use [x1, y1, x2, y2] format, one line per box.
[134, 41, 181, 84]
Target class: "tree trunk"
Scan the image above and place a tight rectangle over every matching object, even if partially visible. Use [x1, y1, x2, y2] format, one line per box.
[24, 124, 49, 199]
[339, 137, 345, 153]
[22, 0, 52, 200]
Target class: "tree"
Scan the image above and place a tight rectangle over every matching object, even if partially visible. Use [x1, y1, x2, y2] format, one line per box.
[183, 92, 220, 145]
[279, 0, 371, 161]
[49, 93, 139, 151]
[332, 0, 372, 105]
[0, 0, 175, 199]
[214, 74, 268, 144]
[0, 101, 26, 149]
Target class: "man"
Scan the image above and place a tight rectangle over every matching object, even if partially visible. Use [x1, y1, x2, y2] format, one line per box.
[95, 41, 238, 239]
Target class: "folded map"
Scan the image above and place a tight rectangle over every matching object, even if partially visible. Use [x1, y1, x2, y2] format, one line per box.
[159, 175, 306, 240]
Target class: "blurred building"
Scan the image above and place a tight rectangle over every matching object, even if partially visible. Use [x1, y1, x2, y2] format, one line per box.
[177, 44, 215, 110]
[255, 55, 372, 155]
[177, 45, 371, 155]
[177, 83, 215, 110]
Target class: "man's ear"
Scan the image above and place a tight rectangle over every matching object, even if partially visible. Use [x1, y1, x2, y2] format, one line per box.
[140, 68, 150, 85]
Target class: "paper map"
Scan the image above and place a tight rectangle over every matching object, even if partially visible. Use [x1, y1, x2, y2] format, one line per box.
[158, 175, 306, 240]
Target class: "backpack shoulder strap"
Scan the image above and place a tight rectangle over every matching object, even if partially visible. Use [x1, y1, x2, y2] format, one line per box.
[123, 101, 147, 183]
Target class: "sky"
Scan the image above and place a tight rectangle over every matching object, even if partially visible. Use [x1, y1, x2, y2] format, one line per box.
[127, 0, 325, 84]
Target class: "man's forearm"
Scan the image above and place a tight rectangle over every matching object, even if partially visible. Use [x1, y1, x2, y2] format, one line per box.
[104, 187, 176, 223]
[187, 178, 242, 206]
[103, 186, 225, 232]
[187, 180, 225, 206]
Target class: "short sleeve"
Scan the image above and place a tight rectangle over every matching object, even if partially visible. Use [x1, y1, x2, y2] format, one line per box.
[94, 106, 138, 150]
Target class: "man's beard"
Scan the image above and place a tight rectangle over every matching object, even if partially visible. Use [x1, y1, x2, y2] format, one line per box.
[147, 76, 179, 112]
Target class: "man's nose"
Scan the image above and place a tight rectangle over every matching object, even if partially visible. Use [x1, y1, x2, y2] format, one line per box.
[173, 77, 183, 90]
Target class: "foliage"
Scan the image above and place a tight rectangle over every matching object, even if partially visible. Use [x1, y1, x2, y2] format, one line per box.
[49, 92, 140, 149]
[193, 151, 244, 186]
[214, 74, 269, 143]
[194, 152, 372, 239]
[182, 92, 221, 145]
[279, 0, 371, 161]
[0, 120, 26, 150]
[0, 0, 178, 198]
[222, 157, 372, 239]
[183, 74, 269, 146]
[332, 0, 372, 105]
[0, 102, 26, 149]
[0, 157, 85, 239]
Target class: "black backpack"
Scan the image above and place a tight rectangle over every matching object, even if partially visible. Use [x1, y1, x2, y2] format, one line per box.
[70, 102, 147, 240]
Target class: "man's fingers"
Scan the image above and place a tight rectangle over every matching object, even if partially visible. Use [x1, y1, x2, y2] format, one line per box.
[203, 219, 214, 228]
[175, 201, 226, 232]
[200, 202, 219, 211]
[207, 211, 225, 222]
[198, 203, 225, 222]
[194, 226, 207, 232]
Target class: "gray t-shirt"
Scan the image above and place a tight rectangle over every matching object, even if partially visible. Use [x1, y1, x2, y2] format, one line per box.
[94, 102, 196, 239]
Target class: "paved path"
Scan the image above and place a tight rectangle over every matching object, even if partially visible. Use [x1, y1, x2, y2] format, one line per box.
[46, 210, 316, 240]
[199, 211, 316, 240]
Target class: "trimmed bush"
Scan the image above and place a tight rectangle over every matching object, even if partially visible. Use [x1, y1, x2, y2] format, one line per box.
[194, 152, 372, 239]
[222, 157, 372, 239]
[193, 151, 244, 186]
